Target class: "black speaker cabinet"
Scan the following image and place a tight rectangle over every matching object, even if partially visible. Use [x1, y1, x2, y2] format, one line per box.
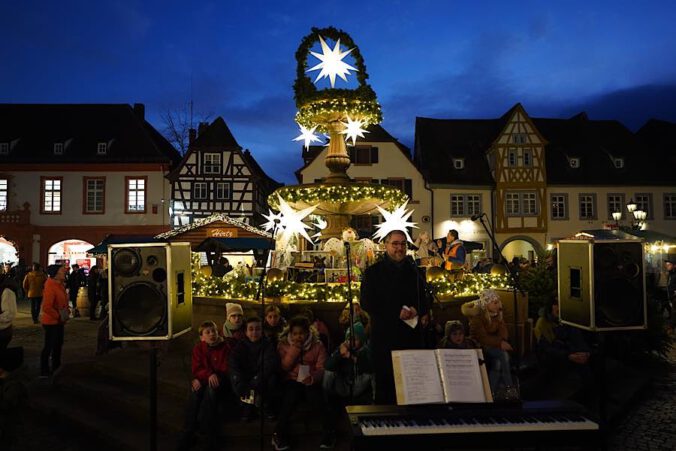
[558, 239, 647, 331]
[108, 242, 192, 341]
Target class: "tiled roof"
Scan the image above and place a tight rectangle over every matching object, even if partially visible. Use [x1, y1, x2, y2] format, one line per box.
[0, 103, 181, 165]
[191, 117, 241, 149]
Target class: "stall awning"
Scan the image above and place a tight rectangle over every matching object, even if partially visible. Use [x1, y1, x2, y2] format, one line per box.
[623, 230, 676, 244]
[195, 237, 274, 253]
[86, 235, 163, 255]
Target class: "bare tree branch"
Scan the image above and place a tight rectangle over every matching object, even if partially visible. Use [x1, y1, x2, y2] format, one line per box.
[160, 103, 213, 155]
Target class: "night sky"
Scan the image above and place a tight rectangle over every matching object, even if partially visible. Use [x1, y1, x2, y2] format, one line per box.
[2, 0, 676, 184]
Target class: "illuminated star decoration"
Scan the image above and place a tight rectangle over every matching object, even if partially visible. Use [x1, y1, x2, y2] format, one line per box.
[373, 201, 418, 243]
[275, 195, 317, 244]
[307, 35, 358, 88]
[261, 209, 283, 237]
[340, 116, 369, 146]
[311, 216, 328, 239]
[293, 125, 322, 150]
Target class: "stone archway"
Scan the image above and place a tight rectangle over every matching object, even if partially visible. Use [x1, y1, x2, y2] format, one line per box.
[0, 236, 19, 266]
[500, 235, 544, 263]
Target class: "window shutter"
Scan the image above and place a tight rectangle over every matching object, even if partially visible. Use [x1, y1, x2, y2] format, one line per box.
[404, 179, 413, 198]
[371, 147, 379, 163]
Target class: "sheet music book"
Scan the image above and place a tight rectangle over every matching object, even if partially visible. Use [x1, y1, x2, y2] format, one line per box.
[391, 348, 493, 405]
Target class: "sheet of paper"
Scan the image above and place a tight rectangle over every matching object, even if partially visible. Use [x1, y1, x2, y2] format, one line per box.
[297, 364, 310, 382]
[391, 350, 443, 405]
[436, 349, 488, 403]
[401, 305, 418, 329]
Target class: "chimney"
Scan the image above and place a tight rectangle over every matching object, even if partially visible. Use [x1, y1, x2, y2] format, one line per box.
[198, 121, 209, 136]
[133, 103, 145, 120]
[188, 128, 197, 145]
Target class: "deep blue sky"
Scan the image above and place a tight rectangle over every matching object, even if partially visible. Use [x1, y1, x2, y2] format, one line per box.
[2, 0, 676, 184]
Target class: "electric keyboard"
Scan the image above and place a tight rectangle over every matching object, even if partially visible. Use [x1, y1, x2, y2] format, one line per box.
[347, 400, 600, 450]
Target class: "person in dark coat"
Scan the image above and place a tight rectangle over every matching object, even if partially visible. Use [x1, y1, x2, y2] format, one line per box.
[87, 266, 100, 320]
[665, 255, 676, 328]
[67, 264, 84, 316]
[360, 229, 430, 404]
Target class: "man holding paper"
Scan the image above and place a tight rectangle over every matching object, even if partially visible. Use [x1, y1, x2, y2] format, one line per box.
[361, 229, 430, 404]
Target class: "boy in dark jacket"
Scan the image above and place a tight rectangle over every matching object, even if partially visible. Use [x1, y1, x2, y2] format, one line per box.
[177, 321, 235, 451]
[229, 315, 280, 421]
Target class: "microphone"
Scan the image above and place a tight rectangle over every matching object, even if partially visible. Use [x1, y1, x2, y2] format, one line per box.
[470, 212, 485, 221]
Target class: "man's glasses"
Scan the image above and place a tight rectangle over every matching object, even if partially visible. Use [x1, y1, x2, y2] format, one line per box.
[387, 241, 408, 247]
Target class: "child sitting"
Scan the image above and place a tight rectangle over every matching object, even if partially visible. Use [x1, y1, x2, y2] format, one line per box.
[223, 302, 245, 340]
[323, 322, 374, 405]
[337, 300, 370, 339]
[263, 304, 287, 346]
[229, 315, 280, 421]
[272, 315, 333, 451]
[177, 321, 235, 451]
[462, 289, 515, 399]
[438, 320, 479, 349]
[300, 307, 331, 352]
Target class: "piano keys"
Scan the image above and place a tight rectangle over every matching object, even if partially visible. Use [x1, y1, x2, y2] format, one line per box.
[347, 400, 601, 450]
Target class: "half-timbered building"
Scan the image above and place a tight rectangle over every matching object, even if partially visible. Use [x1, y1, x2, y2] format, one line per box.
[168, 118, 281, 227]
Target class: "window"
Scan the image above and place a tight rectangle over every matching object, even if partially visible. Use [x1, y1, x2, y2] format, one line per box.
[664, 194, 676, 219]
[505, 191, 538, 216]
[569, 158, 580, 168]
[508, 150, 517, 167]
[97, 142, 107, 155]
[348, 146, 378, 165]
[193, 182, 208, 200]
[551, 194, 568, 220]
[523, 149, 533, 167]
[607, 193, 625, 220]
[84, 177, 105, 214]
[614, 158, 624, 168]
[54, 143, 64, 155]
[216, 182, 231, 200]
[381, 178, 412, 198]
[125, 177, 146, 213]
[0, 143, 8, 155]
[579, 194, 596, 219]
[635, 193, 652, 219]
[41, 177, 62, 214]
[203, 153, 221, 174]
[352, 215, 380, 236]
[450, 195, 465, 216]
[466, 194, 481, 216]
[452, 158, 465, 169]
[0, 178, 7, 211]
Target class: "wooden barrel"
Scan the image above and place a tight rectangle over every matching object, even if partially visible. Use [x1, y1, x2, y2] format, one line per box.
[76, 287, 90, 316]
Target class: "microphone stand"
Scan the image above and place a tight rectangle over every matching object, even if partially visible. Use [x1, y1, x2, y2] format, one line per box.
[255, 220, 279, 451]
[474, 214, 526, 380]
[343, 241, 357, 401]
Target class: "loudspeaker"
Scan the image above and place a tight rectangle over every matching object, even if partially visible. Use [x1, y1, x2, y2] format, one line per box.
[558, 239, 647, 331]
[108, 242, 192, 341]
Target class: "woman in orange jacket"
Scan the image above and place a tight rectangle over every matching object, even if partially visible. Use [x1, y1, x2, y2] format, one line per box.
[40, 264, 69, 377]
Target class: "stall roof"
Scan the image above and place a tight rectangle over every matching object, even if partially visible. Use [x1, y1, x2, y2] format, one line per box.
[195, 237, 274, 253]
[86, 235, 163, 255]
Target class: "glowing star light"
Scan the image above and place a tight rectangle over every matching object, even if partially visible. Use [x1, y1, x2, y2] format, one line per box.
[261, 209, 283, 236]
[340, 117, 369, 146]
[293, 125, 322, 150]
[311, 216, 328, 239]
[275, 195, 317, 244]
[373, 201, 418, 243]
[307, 35, 358, 88]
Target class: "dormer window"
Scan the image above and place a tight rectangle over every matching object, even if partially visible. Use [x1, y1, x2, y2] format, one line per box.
[452, 158, 465, 169]
[569, 157, 580, 168]
[53, 143, 64, 155]
[97, 142, 107, 155]
[614, 157, 624, 169]
[0, 143, 8, 155]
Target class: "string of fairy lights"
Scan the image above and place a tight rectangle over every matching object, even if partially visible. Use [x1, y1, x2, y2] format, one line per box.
[268, 184, 408, 209]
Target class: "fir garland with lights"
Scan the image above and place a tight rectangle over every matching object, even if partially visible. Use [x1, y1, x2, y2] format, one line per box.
[294, 26, 382, 133]
[268, 183, 408, 210]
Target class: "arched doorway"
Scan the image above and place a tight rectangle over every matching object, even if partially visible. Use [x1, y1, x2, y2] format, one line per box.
[500, 235, 544, 263]
[0, 236, 18, 267]
[48, 239, 96, 270]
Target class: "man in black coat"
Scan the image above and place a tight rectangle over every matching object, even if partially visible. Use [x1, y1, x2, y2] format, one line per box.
[360, 230, 430, 404]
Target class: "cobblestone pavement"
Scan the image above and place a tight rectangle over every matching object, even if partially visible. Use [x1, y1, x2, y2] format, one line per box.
[6, 299, 676, 450]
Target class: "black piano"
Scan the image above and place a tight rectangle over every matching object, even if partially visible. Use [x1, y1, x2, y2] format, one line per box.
[347, 400, 600, 450]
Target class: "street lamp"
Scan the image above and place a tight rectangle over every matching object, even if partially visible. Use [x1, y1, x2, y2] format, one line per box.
[612, 211, 622, 226]
[626, 198, 637, 214]
[633, 209, 647, 230]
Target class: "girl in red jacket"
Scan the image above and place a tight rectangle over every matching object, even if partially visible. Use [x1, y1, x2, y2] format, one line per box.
[40, 264, 68, 377]
[272, 315, 335, 451]
[177, 320, 235, 451]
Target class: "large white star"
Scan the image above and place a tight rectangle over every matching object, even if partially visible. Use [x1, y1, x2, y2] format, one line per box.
[261, 209, 283, 237]
[276, 195, 317, 244]
[307, 35, 358, 88]
[293, 125, 322, 150]
[340, 117, 369, 146]
[373, 201, 418, 243]
[311, 216, 327, 239]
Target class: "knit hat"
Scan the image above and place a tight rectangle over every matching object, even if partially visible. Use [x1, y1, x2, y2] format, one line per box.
[225, 302, 244, 317]
[478, 289, 500, 310]
[444, 320, 464, 337]
[345, 322, 367, 343]
[47, 264, 62, 278]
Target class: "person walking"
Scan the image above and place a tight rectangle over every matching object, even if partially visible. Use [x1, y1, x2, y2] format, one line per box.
[23, 263, 47, 324]
[40, 264, 69, 378]
[0, 274, 18, 351]
[87, 266, 100, 320]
